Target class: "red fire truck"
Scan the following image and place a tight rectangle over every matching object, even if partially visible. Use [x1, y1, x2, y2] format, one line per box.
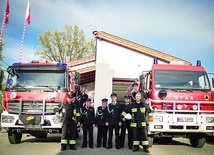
[140, 59, 214, 148]
[0, 60, 79, 144]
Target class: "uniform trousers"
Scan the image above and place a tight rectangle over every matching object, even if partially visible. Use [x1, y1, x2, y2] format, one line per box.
[132, 127, 149, 149]
[82, 124, 93, 147]
[107, 125, 120, 148]
[120, 121, 132, 148]
[61, 123, 76, 148]
[96, 126, 108, 147]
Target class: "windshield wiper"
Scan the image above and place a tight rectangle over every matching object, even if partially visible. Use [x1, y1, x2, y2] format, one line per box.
[14, 83, 30, 91]
[158, 87, 179, 92]
[159, 87, 194, 92]
[34, 85, 58, 92]
[188, 89, 209, 92]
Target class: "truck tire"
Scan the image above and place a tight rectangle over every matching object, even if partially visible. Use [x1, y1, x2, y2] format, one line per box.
[189, 137, 206, 148]
[148, 137, 154, 147]
[8, 131, 22, 144]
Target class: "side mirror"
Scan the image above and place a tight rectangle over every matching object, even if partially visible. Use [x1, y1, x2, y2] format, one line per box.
[0, 70, 4, 83]
[75, 72, 80, 85]
[0, 71, 4, 90]
[212, 78, 214, 88]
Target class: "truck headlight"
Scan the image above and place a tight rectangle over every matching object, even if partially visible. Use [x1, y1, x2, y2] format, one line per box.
[206, 117, 214, 123]
[154, 116, 163, 122]
[1, 115, 15, 123]
[52, 117, 60, 124]
[10, 92, 17, 99]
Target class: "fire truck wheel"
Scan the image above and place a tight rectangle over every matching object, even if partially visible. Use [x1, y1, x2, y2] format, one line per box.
[148, 137, 154, 147]
[8, 131, 22, 144]
[189, 137, 206, 148]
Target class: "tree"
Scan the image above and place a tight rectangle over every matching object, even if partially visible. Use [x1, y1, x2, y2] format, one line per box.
[35, 25, 95, 62]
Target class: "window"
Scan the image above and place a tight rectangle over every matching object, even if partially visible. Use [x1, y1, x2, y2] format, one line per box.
[154, 70, 211, 90]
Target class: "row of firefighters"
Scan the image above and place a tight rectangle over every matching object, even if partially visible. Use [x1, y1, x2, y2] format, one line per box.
[54, 82, 150, 153]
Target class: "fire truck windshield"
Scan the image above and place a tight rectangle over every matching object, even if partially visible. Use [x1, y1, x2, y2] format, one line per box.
[154, 70, 211, 91]
[7, 69, 66, 90]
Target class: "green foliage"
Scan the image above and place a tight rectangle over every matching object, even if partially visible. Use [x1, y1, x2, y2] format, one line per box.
[0, 40, 3, 61]
[0, 45, 2, 61]
[35, 25, 95, 62]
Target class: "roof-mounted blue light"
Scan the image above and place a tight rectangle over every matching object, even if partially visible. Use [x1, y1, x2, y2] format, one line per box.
[153, 58, 158, 64]
[57, 62, 67, 66]
[196, 60, 201, 66]
[12, 62, 21, 66]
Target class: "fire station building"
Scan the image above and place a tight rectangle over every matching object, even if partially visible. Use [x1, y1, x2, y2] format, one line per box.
[67, 31, 190, 107]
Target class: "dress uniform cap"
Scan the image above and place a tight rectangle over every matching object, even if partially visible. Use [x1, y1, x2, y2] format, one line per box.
[82, 84, 87, 88]
[110, 93, 117, 97]
[124, 95, 130, 99]
[101, 98, 108, 102]
[86, 98, 91, 102]
[132, 82, 138, 86]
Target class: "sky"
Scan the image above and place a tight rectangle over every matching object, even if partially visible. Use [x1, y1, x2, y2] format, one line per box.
[0, 0, 214, 72]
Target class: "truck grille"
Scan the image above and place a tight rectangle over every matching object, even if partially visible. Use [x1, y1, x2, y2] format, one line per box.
[8, 100, 61, 114]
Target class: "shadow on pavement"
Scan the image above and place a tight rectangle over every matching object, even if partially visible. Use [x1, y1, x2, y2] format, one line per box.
[153, 137, 190, 146]
[205, 135, 214, 145]
[21, 134, 61, 143]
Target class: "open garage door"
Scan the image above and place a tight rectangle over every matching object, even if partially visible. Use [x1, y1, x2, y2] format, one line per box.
[112, 78, 136, 102]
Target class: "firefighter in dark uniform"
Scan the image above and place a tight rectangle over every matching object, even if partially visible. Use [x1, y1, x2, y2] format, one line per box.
[121, 92, 150, 153]
[95, 98, 109, 148]
[80, 98, 95, 148]
[76, 84, 88, 109]
[106, 93, 122, 149]
[54, 93, 81, 151]
[130, 82, 139, 103]
[120, 95, 132, 149]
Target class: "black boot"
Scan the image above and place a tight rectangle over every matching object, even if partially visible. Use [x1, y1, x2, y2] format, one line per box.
[61, 144, 66, 151]
[70, 145, 77, 150]
[143, 146, 150, 153]
[133, 145, 139, 152]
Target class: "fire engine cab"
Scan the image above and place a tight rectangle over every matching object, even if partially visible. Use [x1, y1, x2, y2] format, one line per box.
[0, 60, 79, 144]
[140, 59, 214, 148]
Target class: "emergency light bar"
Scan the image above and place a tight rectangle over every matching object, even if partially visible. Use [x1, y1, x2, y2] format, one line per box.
[12, 62, 21, 66]
[196, 60, 201, 66]
[153, 58, 158, 64]
[12, 60, 67, 67]
[57, 63, 67, 66]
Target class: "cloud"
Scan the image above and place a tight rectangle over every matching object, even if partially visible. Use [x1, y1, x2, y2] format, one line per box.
[1, 0, 214, 72]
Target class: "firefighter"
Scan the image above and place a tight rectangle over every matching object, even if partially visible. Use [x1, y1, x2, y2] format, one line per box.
[54, 93, 81, 151]
[80, 98, 95, 148]
[95, 98, 109, 148]
[106, 93, 122, 149]
[76, 84, 88, 108]
[121, 92, 150, 153]
[130, 82, 139, 103]
[120, 95, 132, 149]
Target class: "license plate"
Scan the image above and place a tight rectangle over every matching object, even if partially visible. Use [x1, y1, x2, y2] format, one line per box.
[177, 117, 193, 122]
[26, 110, 42, 114]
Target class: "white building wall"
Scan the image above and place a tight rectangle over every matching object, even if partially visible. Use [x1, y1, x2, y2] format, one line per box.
[70, 62, 95, 71]
[94, 40, 166, 105]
